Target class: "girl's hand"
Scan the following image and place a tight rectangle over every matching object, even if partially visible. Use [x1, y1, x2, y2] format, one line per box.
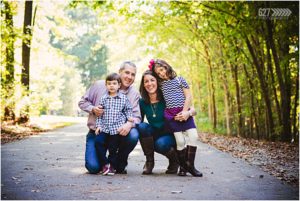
[95, 128, 101, 135]
[174, 111, 190, 121]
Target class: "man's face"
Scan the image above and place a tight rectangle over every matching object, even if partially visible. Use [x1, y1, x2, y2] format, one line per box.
[119, 65, 136, 89]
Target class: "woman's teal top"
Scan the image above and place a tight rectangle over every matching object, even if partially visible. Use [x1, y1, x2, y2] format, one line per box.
[139, 99, 166, 130]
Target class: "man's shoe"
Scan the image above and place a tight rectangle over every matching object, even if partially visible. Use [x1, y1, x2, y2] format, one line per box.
[116, 169, 127, 174]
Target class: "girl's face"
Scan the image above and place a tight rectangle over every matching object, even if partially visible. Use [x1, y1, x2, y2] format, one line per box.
[154, 66, 168, 80]
[143, 74, 158, 95]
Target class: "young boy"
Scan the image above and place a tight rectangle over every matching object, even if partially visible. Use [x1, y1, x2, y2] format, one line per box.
[95, 73, 133, 175]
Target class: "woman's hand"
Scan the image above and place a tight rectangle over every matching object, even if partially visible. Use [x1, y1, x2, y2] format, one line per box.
[174, 107, 196, 122]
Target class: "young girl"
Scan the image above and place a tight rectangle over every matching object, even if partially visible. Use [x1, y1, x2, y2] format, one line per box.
[148, 59, 203, 177]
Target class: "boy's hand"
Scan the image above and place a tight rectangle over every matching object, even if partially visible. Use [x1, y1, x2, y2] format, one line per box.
[95, 127, 101, 135]
[127, 117, 134, 123]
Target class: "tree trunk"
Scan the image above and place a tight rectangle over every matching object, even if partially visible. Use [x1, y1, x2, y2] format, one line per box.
[292, 67, 299, 141]
[243, 64, 259, 139]
[266, 19, 291, 142]
[20, 1, 33, 123]
[21, 0, 33, 90]
[222, 65, 231, 136]
[2, 1, 16, 121]
[218, 42, 231, 135]
[203, 42, 217, 129]
[266, 38, 282, 126]
[245, 36, 275, 139]
[231, 63, 243, 137]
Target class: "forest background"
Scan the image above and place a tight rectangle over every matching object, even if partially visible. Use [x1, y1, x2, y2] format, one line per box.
[1, 0, 299, 143]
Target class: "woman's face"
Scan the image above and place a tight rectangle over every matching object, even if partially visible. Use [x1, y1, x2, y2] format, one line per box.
[143, 74, 158, 94]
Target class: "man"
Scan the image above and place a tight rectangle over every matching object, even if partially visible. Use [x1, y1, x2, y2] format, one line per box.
[78, 61, 141, 174]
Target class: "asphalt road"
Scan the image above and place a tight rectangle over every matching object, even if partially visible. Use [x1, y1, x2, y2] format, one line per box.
[1, 122, 298, 200]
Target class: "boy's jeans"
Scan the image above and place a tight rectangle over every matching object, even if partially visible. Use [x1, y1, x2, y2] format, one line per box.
[85, 128, 139, 174]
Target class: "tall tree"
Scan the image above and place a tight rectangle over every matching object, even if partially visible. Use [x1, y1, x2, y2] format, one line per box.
[1, 1, 16, 121]
[21, 1, 33, 91]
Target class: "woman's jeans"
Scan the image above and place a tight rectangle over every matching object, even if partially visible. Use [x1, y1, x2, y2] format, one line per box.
[137, 122, 176, 155]
[85, 128, 139, 174]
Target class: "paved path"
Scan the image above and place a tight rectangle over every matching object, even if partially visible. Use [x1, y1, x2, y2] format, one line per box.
[1, 122, 299, 200]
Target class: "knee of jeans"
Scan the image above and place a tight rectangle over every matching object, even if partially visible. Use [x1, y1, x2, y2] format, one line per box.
[137, 123, 152, 138]
[154, 138, 172, 154]
[85, 161, 101, 174]
[127, 128, 139, 143]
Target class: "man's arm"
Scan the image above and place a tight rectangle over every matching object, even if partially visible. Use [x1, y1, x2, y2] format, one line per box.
[117, 89, 141, 136]
[130, 91, 142, 124]
[78, 80, 105, 116]
[78, 85, 95, 114]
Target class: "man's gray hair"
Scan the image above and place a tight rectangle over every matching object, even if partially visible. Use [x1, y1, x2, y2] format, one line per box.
[119, 61, 136, 72]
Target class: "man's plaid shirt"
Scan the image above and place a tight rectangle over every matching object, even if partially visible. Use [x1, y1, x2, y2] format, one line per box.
[95, 92, 133, 135]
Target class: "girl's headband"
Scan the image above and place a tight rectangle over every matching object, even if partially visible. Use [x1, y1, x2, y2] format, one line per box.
[148, 59, 155, 71]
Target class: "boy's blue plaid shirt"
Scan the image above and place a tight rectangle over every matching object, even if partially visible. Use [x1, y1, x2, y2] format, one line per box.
[95, 92, 133, 135]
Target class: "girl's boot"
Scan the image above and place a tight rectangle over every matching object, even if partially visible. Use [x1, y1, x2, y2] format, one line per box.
[177, 148, 187, 176]
[164, 147, 179, 174]
[186, 145, 203, 177]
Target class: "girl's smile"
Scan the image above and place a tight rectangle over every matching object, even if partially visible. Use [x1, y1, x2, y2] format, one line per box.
[154, 66, 168, 80]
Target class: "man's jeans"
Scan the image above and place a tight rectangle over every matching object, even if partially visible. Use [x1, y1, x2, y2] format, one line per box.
[85, 128, 139, 174]
[137, 122, 176, 154]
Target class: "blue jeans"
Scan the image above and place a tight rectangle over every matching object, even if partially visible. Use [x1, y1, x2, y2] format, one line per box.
[85, 128, 139, 174]
[95, 132, 120, 169]
[137, 123, 176, 155]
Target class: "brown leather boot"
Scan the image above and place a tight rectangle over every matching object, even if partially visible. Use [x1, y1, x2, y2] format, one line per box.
[140, 137, 155, 174]
[177, 148, 187, 176]
[186, 145, 203, 177]
[164, 147, 179, 174]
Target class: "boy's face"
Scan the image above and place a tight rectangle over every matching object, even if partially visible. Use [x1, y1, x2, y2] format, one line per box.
[106, 80, 121, 94]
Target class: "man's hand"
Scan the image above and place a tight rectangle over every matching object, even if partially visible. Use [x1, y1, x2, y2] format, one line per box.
[117, 122, 132, 136]
[95, 127, 101, 135]
[92, 106, 104, 117]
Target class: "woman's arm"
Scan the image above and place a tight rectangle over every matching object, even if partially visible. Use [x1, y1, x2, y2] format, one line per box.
[175, 88, 194, 121]
[182, 87, 192, 112]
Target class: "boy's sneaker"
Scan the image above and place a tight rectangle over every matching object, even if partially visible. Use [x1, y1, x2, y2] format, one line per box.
[102, 164, 115, 176]
[107, 165, 115, 176]
[102, 164, 110, 175]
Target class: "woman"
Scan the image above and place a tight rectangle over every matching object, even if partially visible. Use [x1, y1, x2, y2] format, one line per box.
[137, 70, 196, 175]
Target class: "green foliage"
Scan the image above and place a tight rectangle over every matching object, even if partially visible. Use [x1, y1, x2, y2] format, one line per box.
[108, 1, 298, 141]
[47, 4, 108, 87]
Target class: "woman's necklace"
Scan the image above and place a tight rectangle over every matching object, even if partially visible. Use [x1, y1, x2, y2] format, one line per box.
[149, 93, 158, 118]
[150, 103, 157, 118]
